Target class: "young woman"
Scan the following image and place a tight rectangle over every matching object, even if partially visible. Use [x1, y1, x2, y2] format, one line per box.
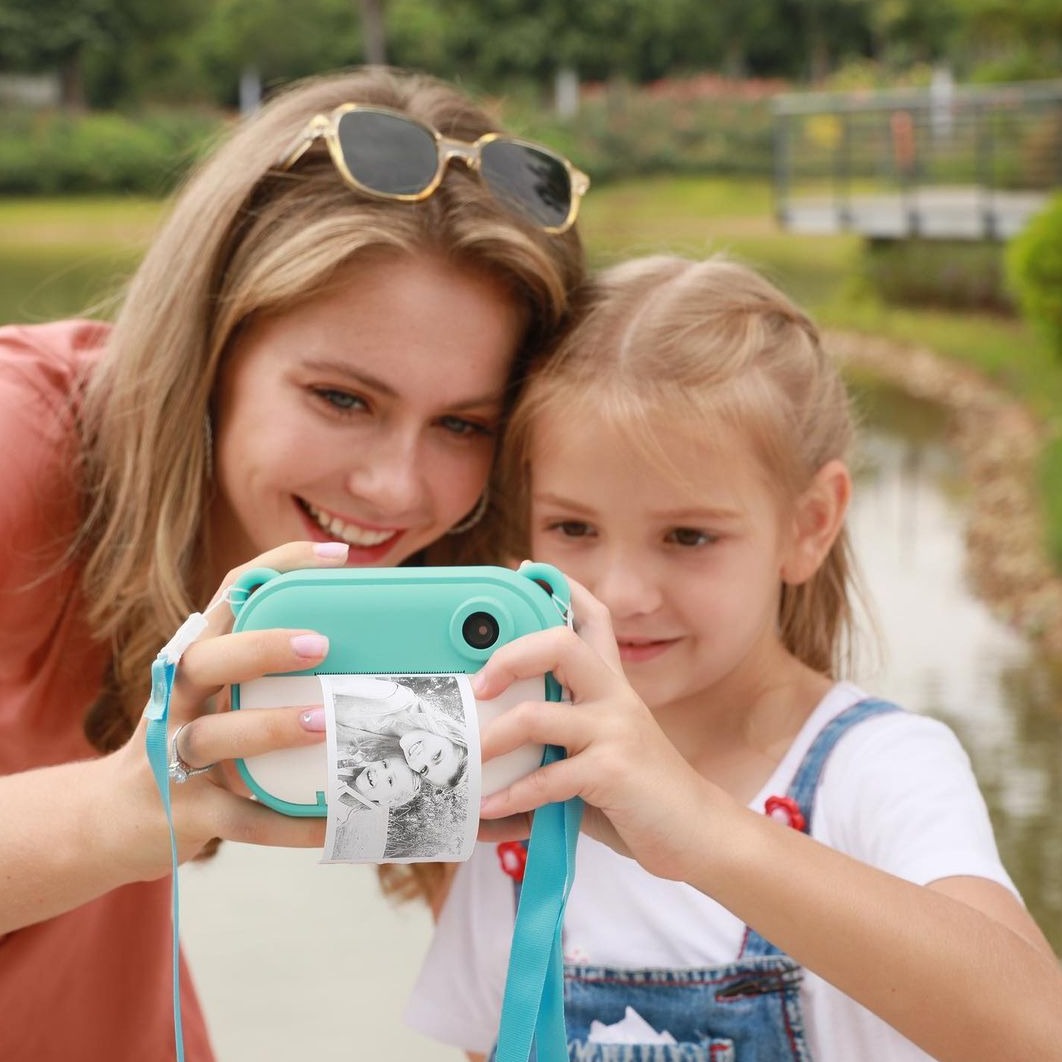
[0, 66, 587, 1059]
[400, 723, 468, 788]
[407, 256, 1062, 1061]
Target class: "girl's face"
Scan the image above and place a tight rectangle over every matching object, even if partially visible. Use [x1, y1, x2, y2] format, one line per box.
[400, 728, 464, 788]
[529, 412, 799, 715]
[354, 754, 421, 807]
[210, 253, 524, 575]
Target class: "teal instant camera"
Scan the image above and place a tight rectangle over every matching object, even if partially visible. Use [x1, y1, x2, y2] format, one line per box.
[229, 563, 570, 817]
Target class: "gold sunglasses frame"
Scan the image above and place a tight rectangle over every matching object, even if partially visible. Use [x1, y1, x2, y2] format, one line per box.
[276, 103, 590, 235]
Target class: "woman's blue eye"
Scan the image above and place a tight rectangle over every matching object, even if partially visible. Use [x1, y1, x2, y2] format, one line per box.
[668, 528, 712, 547]
[316, 388, 365, 411]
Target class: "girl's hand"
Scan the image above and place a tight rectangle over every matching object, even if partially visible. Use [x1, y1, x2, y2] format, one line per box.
[478, 590, 1062, 1062]
[103, 540, 351, 880]
[475, 579, 721, 882]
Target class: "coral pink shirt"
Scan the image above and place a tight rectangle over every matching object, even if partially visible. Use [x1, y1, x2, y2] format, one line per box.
[0, 321, 214, 1060]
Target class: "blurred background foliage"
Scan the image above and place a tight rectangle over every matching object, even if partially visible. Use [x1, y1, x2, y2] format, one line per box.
[0, 0, 1059, 112]
[1, 0, 1060, 562]
[1, 0, 1059, 198]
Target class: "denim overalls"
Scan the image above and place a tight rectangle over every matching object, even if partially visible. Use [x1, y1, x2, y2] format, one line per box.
[493, 698, 900, 1062]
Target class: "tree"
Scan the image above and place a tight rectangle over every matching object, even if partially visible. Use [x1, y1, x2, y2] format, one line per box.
[0, 0, 111, 108]
[190, 0, 361, 105]
[951, 0, 1062, 79]
[861, 0, 960, 67]
[359, 0, 387, 64]
[0, 0, 219, 108]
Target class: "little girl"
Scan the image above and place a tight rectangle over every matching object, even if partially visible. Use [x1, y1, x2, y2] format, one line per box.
[404, 256, 1062, 1061]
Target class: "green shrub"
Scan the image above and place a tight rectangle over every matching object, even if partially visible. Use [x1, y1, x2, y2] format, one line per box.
[0, 109, 224, 196]
[1006, 192, 1062, 358]
[0, 79, 776, 197]
[1042, 435, 1062, 569]
[511, 82, 776, 185]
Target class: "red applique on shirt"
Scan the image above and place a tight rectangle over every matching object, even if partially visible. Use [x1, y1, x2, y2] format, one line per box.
[764, 795, 807, 832]
[496, 841, 528, 882]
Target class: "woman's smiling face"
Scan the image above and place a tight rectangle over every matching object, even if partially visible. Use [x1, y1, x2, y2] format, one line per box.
[210, 252, 524, 575]
[400, 728, 465, 788]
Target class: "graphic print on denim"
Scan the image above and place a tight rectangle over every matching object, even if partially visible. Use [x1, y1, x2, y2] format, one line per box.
[490, 698, 901, 1062]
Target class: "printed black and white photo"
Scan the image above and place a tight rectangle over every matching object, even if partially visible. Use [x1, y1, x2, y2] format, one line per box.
[320, 674, 480, 863]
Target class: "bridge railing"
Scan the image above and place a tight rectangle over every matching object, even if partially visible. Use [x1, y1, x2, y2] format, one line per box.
[772, 79, 1062, 240]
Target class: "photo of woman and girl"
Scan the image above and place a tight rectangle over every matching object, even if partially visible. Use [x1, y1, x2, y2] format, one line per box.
[327, 676, 473, 862]
[406, 255, 1062, 1061]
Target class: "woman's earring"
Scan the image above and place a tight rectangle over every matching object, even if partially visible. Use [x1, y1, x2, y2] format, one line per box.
[447, 489, 489, 535]
[203, 414, 214, 479]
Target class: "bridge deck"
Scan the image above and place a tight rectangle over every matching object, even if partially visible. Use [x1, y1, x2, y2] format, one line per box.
[780, 187, 1049, 240]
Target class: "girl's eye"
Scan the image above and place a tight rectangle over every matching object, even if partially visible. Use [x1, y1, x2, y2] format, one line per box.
[667, 528, 714, 547]
[314, 387, 366, 412]
[438, 415, 493, 438]
[548, 520, 594, 538]
[431, 749, 442, 765]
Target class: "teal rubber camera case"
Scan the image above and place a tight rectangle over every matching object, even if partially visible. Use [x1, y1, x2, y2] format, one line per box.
[229, 563, 569, 817]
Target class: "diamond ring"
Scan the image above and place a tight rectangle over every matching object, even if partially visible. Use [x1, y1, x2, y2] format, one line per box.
[168, 722, 216, 783]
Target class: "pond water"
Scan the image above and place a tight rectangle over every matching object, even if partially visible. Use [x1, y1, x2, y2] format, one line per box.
[848, 381, 1062, 953]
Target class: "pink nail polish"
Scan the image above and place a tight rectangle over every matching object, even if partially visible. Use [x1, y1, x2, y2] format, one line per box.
[299, 708, 326, 732]
[291, 633, 328, 658]
[313, 541, 349, 558]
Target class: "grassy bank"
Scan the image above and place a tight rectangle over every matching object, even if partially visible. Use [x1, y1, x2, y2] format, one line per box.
[0, 197, 159, 323]
[2, 181, 1059, 566]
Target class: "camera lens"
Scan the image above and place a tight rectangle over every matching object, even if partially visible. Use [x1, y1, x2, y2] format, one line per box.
[462, 610, 500, 650]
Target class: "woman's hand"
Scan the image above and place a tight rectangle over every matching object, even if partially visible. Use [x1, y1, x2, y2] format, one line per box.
[474, 579, 721, 883]
[0, 541, 346, 934]
[112, 540, 355, 875]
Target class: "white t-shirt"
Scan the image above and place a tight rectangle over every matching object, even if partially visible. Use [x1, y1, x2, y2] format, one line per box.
[404, 682, 1020, 1061]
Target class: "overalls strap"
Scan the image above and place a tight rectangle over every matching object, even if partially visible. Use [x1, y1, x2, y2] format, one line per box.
[742, 697, 902, 958]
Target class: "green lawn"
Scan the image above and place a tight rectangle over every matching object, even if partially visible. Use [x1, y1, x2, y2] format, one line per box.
[2, 182, 1059, 565]
[0, 196, 158, 324]
[579, 175, 861, 310]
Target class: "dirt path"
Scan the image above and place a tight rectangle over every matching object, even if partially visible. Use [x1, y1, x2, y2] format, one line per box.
[829, 329, 1062, 658]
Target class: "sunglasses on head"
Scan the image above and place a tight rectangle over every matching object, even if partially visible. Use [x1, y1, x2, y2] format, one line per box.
[276, 103, 589, 234]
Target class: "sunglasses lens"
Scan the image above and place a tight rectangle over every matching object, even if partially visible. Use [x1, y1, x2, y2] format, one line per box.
[479, 140, 573, 230]
[336, 109, 439, 196]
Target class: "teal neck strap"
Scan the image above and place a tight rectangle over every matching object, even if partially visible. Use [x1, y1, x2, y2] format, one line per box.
[145, 653, 187, 1062]
[494, 744, 583, 1061]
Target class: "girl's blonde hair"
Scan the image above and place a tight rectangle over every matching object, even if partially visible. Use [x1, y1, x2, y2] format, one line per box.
[75, 67, 585, 911]
[502, 254, 862, 678]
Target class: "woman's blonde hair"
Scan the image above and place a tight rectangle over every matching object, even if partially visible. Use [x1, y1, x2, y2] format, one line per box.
[75, 67, 585, 910]
[501, 254, 864, 678]
[78, 66, 584, 748]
